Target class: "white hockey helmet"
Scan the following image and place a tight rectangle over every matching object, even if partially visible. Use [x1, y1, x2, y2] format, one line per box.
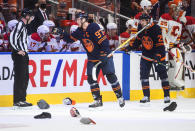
[8, 19, 18, 31]
[98, 24, 105, 31]
[126, 19, 136, 28]
[43, 20, 55, 27]
[107, 23, 117, 30]
[37, 25, 49, 37]
[70, 25, 78, 34]
[140, 0, 152, 9]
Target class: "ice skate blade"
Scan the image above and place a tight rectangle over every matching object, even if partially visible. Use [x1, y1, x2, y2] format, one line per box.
[88, 106, 103, 111]
[12, 106, 33, 110]
[139, 102, 150, 107]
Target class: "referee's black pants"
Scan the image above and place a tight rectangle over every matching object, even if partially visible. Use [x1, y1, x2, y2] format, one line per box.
[11, 52, 29, 103]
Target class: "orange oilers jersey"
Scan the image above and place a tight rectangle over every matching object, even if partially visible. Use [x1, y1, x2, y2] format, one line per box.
[127, 23, 165, 61]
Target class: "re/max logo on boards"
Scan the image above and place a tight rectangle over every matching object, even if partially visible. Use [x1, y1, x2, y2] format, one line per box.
[29, 59, 107, 88]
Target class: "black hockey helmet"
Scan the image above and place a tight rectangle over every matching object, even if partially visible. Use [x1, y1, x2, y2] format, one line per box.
[75, 12, 88, 20]
[21, 8, 33, 17]
[139, 13, 151, 20]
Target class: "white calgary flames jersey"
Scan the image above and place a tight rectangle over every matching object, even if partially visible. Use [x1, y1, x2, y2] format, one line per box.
[28, 33, 58, 52]
[181, 16, 195, 45]
[0, 20, 5, 34]
[58, 40, 85, 52]
[158, 13, 182, 47]
[69, 40, 85, 52]
[106, 35, 119, 51]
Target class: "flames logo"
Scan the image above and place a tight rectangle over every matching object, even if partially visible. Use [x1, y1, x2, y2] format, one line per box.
[142, 36, 153, 50]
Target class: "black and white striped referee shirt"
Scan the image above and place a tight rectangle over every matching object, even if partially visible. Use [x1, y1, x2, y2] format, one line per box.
[10, 20, 28, 53]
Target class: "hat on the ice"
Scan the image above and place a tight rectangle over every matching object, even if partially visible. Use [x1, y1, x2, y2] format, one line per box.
[70, 107, 80, 117]
[37, 99, 50, 109]
[80, 117, 96, 124]
[63, 97, 76, 105]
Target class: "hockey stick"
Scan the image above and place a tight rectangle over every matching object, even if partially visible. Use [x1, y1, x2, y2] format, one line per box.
[127, 51, 168, 67]
[92, 22, 152, 80]
[168, 50, 195, 73]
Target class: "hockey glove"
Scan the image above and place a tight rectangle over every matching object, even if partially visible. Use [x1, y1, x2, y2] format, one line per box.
[153, 55, 161, 64]
[99, 56, 109, 63]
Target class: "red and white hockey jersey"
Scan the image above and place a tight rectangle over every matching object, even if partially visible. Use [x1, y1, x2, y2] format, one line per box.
[134, 12, 143, 28]
[158, 13, 182, 48]
[0, 20, 5, 34]
[106, 35, 119, 51]
[57, 40, 85, 52]
[180, 16, 195, 45]
[28, 33, 58, 52]
[2, 33, 11, 52]
[69, 40, 85, 52]
[119, 32, 130, 51]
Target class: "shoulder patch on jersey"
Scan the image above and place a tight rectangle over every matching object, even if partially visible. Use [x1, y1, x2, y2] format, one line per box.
[161, 13, 173, 21]
[31, 33, 41, 42]
[120, 32, 130, 38]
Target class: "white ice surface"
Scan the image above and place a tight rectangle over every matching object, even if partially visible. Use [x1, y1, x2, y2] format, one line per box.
[0, 98, 195, 131]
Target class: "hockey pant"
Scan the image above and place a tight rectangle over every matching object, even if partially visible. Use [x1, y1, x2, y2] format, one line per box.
[87, 57, 122, 100]
[140, 58, 170, 98]
[168, 48, 184, 88]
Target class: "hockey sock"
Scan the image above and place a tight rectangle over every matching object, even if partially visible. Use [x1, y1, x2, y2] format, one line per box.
[161, 78, 170, 97]
[141, 79, 150, 97]
[112, 83, 122, 98]
[90, 83, 101, 100]
[106, 74, 122, 98]
[142, 86, 150, 97]
[162, 86, 170, 97]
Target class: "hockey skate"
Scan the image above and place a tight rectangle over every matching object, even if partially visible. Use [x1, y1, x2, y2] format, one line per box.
[164, 96, 171, 103]
[89, 96, 103, 108]
[118, 97, 125, 108]
[140, 96, 150, 103]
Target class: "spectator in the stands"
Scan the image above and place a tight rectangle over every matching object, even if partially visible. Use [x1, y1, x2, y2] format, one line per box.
[29, 0, 49, 34]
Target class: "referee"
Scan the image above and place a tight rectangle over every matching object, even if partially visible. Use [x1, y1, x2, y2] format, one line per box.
[10, 8, 34, 107]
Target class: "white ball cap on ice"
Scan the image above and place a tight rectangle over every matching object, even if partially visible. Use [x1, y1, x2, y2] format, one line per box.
[126, 19, 136, 28]
[140, 0, 152, 9]
[43, 20, 55, 27]
[8, 19, 18, 30]
[70, 25, 78, 34]
[107, 23, 117, 30]
[37, 25, 49, 35]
